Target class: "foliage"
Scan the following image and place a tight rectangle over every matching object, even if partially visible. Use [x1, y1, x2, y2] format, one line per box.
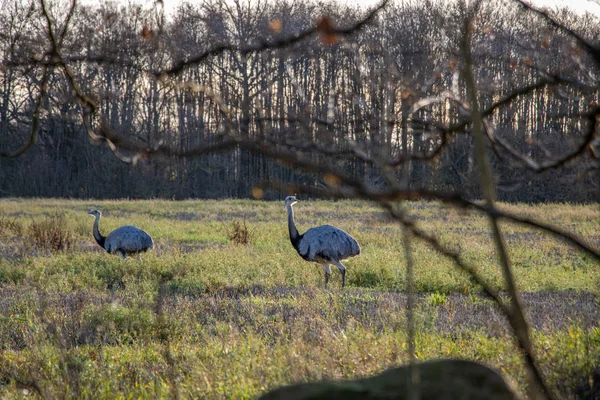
[0, 199, 597, 398]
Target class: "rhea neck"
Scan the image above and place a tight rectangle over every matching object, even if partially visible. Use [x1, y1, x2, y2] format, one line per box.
[286, 203, 301, 249]
[92, 214, 106, 248]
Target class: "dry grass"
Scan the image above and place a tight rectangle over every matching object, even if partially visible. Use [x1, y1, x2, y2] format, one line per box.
[227, 219, 255, 245]
[26, 214, 75, 253]
[0, 217, 23, 236]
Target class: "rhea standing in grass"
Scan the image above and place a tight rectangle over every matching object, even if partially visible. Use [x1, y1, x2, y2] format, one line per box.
[88, 210, 154, 259]
[285, 196, 360, 288]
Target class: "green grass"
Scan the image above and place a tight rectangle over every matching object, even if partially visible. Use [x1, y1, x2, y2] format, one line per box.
[0, 198, 599, 399]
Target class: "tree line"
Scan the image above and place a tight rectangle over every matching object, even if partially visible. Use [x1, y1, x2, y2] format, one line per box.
[0, 0, 598, 201]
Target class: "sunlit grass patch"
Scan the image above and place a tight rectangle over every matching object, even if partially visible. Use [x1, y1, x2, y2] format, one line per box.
[0, 198, 598, 293]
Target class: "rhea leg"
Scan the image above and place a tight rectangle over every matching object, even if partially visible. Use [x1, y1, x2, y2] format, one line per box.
[321, 264, 332, 288]
[117, 250, 127, 260]
[332, 261, 347, 288]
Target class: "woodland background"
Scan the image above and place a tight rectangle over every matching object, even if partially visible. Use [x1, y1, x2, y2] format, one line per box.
[0, 0, 598, 201]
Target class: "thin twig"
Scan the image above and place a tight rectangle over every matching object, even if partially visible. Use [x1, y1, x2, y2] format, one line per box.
[461, 3, 551, 399]
[403, 220, 419, 400]
[514, 0, 600, 66]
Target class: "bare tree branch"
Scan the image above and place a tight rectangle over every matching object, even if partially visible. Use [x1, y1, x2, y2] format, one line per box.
[484, 107, 599, 173]
[402, 224, 418, 400]
[0, 65, 49, 158]
[461, 3, 551, 398]
[514, 0, 600, 66]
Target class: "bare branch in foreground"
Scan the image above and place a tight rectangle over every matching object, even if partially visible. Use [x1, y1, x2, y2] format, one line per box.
[514, 0, 600, 66]
[402, 213, 418, 400]
[0, 66, 49, 158]
[409, 78, 597, 172]
[461, 4, 551, 398]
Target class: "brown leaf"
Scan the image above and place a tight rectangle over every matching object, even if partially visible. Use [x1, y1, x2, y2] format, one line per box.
[317, 16, 333, 32]
[317, 16, 338, 45]
[324, 173, 341, 186]
[141, 26, 154, 40]
[252, 187, 264, 199]
[268, 19, 283, 32]
[570, 45, 583, 57]
[448, 59, 458, 71]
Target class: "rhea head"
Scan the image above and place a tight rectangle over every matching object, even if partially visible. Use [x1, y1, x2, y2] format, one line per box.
[88, 209, 102, 218]
[284, 196, 298, 207]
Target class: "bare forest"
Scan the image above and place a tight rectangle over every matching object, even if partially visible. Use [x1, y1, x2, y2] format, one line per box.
[0, 0, 598, 201]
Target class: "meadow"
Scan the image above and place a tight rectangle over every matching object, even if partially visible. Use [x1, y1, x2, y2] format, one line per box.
[0, 198, 598, 399]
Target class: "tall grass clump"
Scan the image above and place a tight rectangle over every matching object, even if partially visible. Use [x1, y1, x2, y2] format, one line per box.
[227, 219, 255, 245]
[27, 214, 75, 252]
[0, 216, 23, 236]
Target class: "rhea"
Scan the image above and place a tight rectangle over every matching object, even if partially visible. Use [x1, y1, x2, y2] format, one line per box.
[285, 196, 360, 288]
[88, 210, 154, 259]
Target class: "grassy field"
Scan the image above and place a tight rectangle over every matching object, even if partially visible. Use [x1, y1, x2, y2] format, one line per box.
[0, 198, 598, 399]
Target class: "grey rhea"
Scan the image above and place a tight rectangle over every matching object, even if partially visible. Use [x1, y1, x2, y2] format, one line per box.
[285, 196, 360, 288]
[88, 210, 154, 259]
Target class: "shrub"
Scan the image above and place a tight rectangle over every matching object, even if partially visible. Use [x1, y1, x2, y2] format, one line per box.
[27, 214, 75, 252]
[227, 219, 255, 245]
[0, 217, 23, 236]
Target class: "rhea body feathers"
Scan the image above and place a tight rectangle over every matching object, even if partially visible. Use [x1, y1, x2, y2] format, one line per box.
[88, 210, 154, 259]
[285, 196, 360, 288]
